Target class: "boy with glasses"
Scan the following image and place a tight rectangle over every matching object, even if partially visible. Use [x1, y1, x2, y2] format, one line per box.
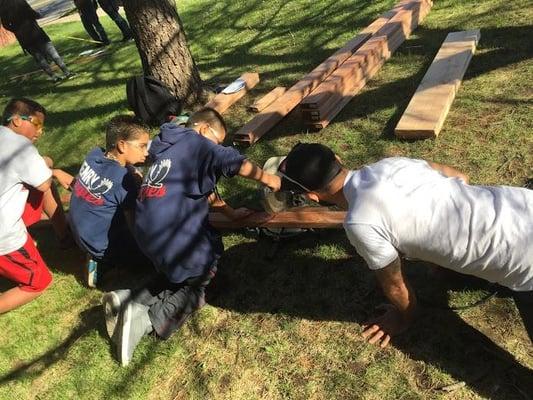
[0, 98, 73, 313]
[68, 115, 151, 289]
[105, 107, 281, 366]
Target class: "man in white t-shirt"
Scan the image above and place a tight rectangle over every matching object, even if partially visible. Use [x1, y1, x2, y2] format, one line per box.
[0, 98, 73, 313]
[278, 143, 533, 347]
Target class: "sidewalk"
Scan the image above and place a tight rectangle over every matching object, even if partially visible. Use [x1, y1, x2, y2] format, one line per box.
[29, 0, 76, 25]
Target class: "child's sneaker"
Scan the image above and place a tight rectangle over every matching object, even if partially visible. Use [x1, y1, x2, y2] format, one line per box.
[86, 257, 99, 288]
[102, 289, 131, 340]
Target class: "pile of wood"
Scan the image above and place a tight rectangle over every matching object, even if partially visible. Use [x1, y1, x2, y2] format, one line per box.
[233, 0, 432, 145]
[300, 0, 432, 129]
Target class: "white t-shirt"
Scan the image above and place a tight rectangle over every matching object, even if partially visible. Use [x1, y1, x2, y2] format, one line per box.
[0, 126, 51, 255]
[343, 157, 533, 291]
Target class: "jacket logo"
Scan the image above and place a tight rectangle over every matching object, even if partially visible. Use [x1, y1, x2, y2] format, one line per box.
[139, 159, 171, 200]
[74, 161, 113, 205]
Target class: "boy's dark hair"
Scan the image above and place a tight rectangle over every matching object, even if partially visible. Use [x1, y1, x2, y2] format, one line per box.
[280, 143, 341, 192]
[186, 107, 227, 136]
[2, 98, 47, 126]
[106, 115, 148, 151]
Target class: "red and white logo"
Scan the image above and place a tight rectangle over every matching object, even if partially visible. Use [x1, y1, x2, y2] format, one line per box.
[139, 159, 171, 200]
[74, 161, 113, 205]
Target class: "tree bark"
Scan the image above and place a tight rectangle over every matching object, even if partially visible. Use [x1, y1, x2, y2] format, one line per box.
[123, 0, 204, 108]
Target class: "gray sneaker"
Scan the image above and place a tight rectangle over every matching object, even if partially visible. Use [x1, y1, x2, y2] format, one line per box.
[102, 289, 131, 340]
[118, 301, 153, 366]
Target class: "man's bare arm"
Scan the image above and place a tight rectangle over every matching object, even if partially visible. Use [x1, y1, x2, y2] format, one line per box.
[427, 161, 469, 184]
[362, 257, 418, 348]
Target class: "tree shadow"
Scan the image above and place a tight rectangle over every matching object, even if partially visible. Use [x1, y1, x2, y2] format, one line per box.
[208, 239, 533, 399]
[0, 305, 105, 385]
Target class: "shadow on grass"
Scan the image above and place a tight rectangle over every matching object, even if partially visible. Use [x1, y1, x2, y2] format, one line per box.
[208, 238, 533, 399]
[0, 305, 104, 385]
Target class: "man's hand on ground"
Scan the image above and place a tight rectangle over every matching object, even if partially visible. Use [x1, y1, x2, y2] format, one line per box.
[361, 304, 411, 348]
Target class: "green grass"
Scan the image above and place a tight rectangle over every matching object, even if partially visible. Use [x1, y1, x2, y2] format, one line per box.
[1, 0, 532, 399]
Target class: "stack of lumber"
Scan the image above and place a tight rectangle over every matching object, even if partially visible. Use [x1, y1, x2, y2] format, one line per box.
[204, 72, 259, 114]
[300, 0, 433, 129]
[394, 30, 480, 139]
[233, 0, 432, 145]
[209, 207, 345, 229]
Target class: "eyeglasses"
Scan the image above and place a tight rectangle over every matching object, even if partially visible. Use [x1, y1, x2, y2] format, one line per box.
[7, 114, 44, 131]
[126, 141, 149, 151]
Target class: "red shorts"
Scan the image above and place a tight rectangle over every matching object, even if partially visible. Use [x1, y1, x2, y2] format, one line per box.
[0, 234, 52, 292]
[22, 187, 44, 227]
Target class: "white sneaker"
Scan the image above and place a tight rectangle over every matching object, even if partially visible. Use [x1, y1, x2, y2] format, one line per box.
[118, 302, 153, 366]
[102, 289, 131, 340]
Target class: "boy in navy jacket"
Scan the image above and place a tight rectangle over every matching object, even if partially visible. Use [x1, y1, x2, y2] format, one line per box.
[69, 115, 150, 292]
[107, 108, 280, 366]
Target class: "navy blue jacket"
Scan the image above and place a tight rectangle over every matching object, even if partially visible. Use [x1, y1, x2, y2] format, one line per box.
[69, 148, 138, 260]
[134, 124, 245, 283]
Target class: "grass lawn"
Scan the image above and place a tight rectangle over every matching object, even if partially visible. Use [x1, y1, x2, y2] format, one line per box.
[0, 0, 532, 399]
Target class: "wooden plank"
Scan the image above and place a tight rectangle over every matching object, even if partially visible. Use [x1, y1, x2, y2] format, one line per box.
[249, 87, 287, 112]
[304, 0, 433, 129]
[301, 2, 428, 110]
[394, 30, 480, 139]
[231, 3, 412, 144]
[204, 72, 260, 114]
[209, 207, 345, 229]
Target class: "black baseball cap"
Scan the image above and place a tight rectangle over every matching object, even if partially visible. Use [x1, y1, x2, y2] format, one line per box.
[279, 143, 341, 193]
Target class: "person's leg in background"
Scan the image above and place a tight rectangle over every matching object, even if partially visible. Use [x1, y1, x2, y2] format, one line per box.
[98, 0, 132, 41]
[30, 49, 61, 81]
[42, 42, 73, 78]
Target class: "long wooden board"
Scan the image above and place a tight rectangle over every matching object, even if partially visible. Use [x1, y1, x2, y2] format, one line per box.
[249, 87, 287, 112]
[301, 0, 432, 129]
[204, 72, 260, 114]
[301, 0, 431, 111]
[231, 3, 415, 145]
[395, 30, 480, 139]
[209, 207, 345, 229]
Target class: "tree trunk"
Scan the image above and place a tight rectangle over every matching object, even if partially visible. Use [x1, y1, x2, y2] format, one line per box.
[123, 0, 204, 108]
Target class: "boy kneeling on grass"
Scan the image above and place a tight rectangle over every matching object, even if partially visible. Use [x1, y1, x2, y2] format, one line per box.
[103, 107, 281, 366]
[68, 115, 151, 292]
[0, 98, 74, 313]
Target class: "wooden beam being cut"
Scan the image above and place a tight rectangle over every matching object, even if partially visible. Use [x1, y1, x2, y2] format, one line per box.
[394, 30, 480, 139]
[249, 87, 287, 112]
[209, 207, 345, 229]
[204, 72, 260, 114]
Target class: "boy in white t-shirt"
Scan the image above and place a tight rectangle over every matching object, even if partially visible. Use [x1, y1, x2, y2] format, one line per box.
[0, 98, 73, 313]
[278, 143, 533, 347]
